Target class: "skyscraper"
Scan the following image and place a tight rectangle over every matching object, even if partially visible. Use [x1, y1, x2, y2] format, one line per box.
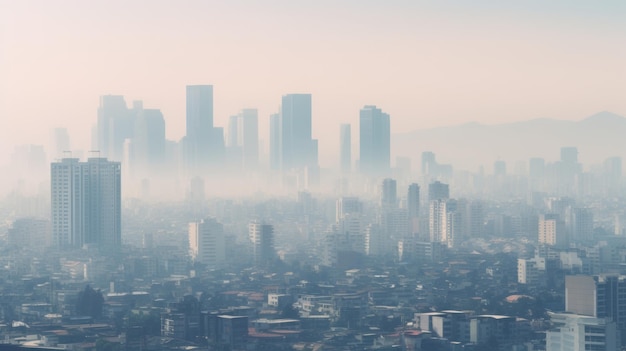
[237, 109, 259, 170]
[546, 312, 617, 351]
[280, 94, 317, 170]
[340, 124, 351, 173]
[51, 157, 121, 249]
[566, 274, 626, 345]
[185, 85, 214, 173]
[249, 221, 275, 266]
[97, 95, 134, 162]
[359, 105, 390, 176]
[381, 178, 397, 209]
[131, 108, 166, 175]
[189, 218, 225, 268]
[269, 113, 281, 170]
[428, 181, 450, 203]
[407, 183, 420, 220]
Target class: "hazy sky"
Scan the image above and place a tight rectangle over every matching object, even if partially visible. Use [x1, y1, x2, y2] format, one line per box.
[1, 0, 625, 166]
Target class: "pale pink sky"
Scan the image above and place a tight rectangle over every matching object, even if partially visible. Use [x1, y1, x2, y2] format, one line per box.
[1, 0, 625, 166]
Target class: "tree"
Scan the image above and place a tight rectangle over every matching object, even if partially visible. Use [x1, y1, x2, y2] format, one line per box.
[76, 285, 104, 319]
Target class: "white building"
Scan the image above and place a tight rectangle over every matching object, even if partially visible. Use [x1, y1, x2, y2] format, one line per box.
[189, 218, 225, 268]
[249, 221, 275, 266]
[546, 312, 617, 351]
[51, 157, 121, 249]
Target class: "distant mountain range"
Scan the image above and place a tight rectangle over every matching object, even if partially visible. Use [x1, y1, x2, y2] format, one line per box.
[393, 111, 625, 171]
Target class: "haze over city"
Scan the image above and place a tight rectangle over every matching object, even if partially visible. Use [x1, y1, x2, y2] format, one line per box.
[2, 2, 626, 351]
[2, 0, 626, 167]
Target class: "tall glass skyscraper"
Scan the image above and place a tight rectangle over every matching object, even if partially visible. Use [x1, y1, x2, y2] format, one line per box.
[280, 94, 318, 170]
[359, 105, 390, 176]
[185, 85, 214, 173]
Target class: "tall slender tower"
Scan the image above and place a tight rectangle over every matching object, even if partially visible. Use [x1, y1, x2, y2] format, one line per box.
[185, 85, 214, 173]
[359, 105, 390, 176]
[340, 124, 351, 173]
[269, 113, 281, 170]
[237, 109, 259, 170]
[280, 94, 317, 170]
[51, 157, 121, 249]
[249, 221, 275, 266]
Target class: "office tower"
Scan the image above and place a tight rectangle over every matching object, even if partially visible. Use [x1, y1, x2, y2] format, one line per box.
[381, 178, 397, 209]
[340, 124, 351, 173]
[407, 183, 420, 219]
[334, 213, 365, 255]
[429, 200, 446, 243]
[461, 200, 484, 239]
[359, 105, 390, 176]
[407, 183, 420, 235]
[336, 197, 362, 222]
[571, 208, 594, 243]
[249, 221, 275, 266]
[188, 218, 225, 268]
[97, 95, 134, 162]
[421, 151, 437, 176]
[269, 113, 281, 170]
[185, 85, 214, 173]
[546, 312, 617, 351]
[566, 275, 626, 344]
[539, 214, 566, 247]
[53, 127, 70, 158]
[280, 94, 317, 170]
[604, 157, 622, 195]
[428, 199, 460, 247]
[428, 181, 450, 203]
[132, 108, 166, 175]
[237, 109, 259, 170]
[51, 157, 121, 249]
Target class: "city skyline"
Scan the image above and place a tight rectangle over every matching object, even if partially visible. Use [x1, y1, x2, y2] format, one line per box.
[2, 1, 626, 166]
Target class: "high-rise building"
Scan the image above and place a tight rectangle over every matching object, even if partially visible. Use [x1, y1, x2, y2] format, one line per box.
[185, 85, 214, 173]
[340, 124, 351, 173]
[336, 197, 362, 222]
[539, 214, 566, 247]
[428, 181, 450, 203]
[407, 183, 420, 235]
[571, 208, 594, 243]
[249, 221, 275, 266]
[189, 218, 225, 269]
[429, 200, 446, 243]
[407, 183, 420, 219]
[381, 178, 397, 209]
[269, 113, 281, 170]
[421, 151, 437, 176]
[546, 312, 617, 351]
[280, 94, 317, 170]
[97, 95, 134, 162]
[565, 274, 626, 344]
[237, 109, 259, 170]
[359, 105, 390, 176]
[131, 108, 166, 175]
[51, 158, 121, 249]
